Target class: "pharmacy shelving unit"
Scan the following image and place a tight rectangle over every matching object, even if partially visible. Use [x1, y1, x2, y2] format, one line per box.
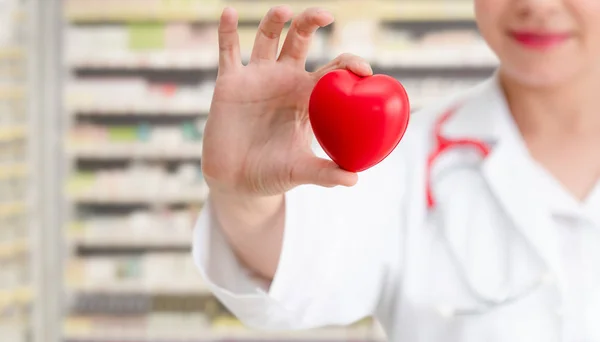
[0, 1, 36, 341]
[1, 0, 66, 341]
[61, 1, 497, 342]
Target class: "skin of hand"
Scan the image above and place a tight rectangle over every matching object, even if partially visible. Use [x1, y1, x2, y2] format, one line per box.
[200, 6, 374, 280]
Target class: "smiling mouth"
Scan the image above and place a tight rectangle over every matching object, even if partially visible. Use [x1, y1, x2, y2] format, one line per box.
[509, 31, 572, 50]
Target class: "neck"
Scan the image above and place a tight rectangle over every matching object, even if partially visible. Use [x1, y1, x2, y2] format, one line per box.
[499, 67, 600, 137]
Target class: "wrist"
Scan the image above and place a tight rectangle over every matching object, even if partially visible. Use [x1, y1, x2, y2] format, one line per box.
[209, 188, 283, 209]
[208, 189, 285, 232]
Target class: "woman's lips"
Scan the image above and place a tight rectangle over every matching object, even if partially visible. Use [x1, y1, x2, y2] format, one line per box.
[510, 31, 571, 50]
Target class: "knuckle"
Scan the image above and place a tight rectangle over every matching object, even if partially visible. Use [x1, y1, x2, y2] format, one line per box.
[335, 53, 355, 66]
[336, 53, 370, 70]
[317, 167, 330, 186]
[292, 8, 320, 35]
[291, 20, 313, 38]
[338, 52, 356, 60]
[260, 26, 280, 40]
[296, 27, 313, 38]
[219, 40, 234, 53]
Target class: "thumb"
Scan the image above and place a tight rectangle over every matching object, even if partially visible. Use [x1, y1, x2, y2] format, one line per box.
[291, 156, 358, 188]
[312, 53, 373, 80]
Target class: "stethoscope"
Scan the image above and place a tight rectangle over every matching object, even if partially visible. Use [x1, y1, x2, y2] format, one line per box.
[425, 105, 491, 210]
[425, 104, 554, 317]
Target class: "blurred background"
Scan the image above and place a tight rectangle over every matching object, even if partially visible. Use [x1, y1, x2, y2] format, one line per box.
[0, 0, 497, 341]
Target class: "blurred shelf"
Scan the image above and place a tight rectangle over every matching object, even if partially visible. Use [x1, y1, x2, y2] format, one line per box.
[0, 239, 28, 259]
[63, 337, 379, 342]
[71, 110, 206, 117]
[66, 1, 473, 23]
[11, 8, 27, 22]
[0, 318, 30, 326]
[67, 143, 203, 160]
[69, 236, 191, 249]
[69, 58, 494, 72]
[0, 47, 24, 60]
[374, 1, 474, 21]
[0, 163, 26, 180]
[66, 8, 221, 23]
[68, 193, 206, 205]
[0, 202, 26, 218]
[63, 326, 379, 342]
[68, 284, 209, 296]
[373, 59, 497, 70]
[67, 106, 210, 116]
[68, 58, 218, 71]
[68, 57, 324, 71]
[0, 126, 26, 142]
[68, 234, 192, 255]
[65, 10, 220, 23]
[0, 87, 24, 100]
[0, 287, 34, 309]
[65, 1, 338, 23]
[63, 336, 381, 342]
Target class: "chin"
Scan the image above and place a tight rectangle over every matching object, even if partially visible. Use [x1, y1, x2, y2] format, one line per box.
[498, 58, 583, 89]
[494, 37, 587, 88]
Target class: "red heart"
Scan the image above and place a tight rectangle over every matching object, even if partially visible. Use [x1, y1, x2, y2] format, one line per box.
[308, 69, 411, 172]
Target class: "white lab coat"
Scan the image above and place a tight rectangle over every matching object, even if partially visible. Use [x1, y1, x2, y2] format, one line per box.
[191, 73, 600, 341]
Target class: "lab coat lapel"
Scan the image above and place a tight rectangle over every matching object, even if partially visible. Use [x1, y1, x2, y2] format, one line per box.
[444, 74, 564, 288]
[481, 138, 563, 286]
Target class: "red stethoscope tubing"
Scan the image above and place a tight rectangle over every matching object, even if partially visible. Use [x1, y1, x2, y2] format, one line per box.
[426, 106, 492, 209]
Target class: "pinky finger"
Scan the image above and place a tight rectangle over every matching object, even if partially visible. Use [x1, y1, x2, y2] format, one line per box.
[218, 7, 242, 74]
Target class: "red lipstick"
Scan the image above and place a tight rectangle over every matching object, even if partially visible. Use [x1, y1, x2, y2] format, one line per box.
[510, 31, 571, 50]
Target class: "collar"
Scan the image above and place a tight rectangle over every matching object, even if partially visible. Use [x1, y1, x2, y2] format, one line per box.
[440, 72, 600, 227]
[535, 163, 600, 227]
[429, 74, 565, 290]
[583, 183, 600, 227]
[439, 72, 518, 148]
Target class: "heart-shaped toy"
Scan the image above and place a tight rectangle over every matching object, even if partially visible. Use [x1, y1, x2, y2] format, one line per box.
[308, 69, 411, 172]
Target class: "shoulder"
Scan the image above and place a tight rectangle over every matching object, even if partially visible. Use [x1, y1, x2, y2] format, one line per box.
[393, 77, 497, 160]
[407, 79, 494, 140]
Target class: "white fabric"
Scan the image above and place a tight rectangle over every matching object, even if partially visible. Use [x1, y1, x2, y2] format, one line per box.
[191, 73, 600, 341]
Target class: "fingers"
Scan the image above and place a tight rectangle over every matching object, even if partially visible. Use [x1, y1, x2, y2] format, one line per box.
[291, 156, 358, 188]
[312, 53, 373, 80]
[278, 7, 334, 64]
[218, 7, 242, 74]
[250, 6, 294, 62]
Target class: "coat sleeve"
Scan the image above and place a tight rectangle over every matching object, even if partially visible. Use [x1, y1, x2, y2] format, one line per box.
[191, 144, 410, 331]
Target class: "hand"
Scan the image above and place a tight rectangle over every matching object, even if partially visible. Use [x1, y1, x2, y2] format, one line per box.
[202, 5, 373, 197]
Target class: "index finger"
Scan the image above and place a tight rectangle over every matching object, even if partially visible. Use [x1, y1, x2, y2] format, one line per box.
[277, 8, 334, 64]
[218, 7, 242, 74]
